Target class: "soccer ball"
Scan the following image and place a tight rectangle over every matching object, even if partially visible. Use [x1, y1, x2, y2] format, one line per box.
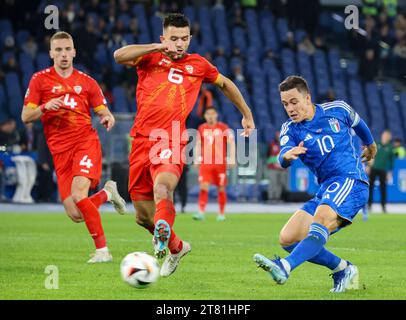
[120, 252, 160, 288]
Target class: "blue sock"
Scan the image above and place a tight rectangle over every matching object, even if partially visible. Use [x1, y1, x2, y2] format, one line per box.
[283, 242, 341, 271]
[284, 223, 329, 271]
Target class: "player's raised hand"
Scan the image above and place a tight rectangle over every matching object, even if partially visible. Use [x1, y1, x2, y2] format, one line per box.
[100, 114, 115, 132]
[361, 142, 377, 163]
[44, 96, 64, 111]
[157, 41, 179, 59]
[240, 116, 255, 137]
[283, 141, 307, 161]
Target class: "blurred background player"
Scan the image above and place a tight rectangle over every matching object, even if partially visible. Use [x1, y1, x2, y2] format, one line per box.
[114, 13, 255, 277]
[254, 76, 377, 293]
[193, 106, 235, 222]
[367, 129, 394, 213]
[21, 31, 127, 263]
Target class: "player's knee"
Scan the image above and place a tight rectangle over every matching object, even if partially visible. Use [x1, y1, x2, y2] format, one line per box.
[67, 210, 84, 223]
[154, 183, 170, 201]
[71, 192, 87, 203]
[279, 231, 297, 247]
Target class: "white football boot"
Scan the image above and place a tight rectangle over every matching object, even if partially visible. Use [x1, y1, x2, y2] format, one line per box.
[103, 180, 127, 215]
[160, 241, 191, 277]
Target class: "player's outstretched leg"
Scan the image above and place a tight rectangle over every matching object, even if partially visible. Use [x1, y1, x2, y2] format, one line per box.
[71, 176, 112, 263]
[153, 172, 190, 276]
[194, 184, 208, 221]
[103, 180, 127, 215]
[217, 187, 226, 222]
[282, 242, 358, 292]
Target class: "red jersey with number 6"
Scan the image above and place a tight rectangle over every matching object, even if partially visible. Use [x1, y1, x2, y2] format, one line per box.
[131, 52, 220, 141]
[23, 66, 107, 154]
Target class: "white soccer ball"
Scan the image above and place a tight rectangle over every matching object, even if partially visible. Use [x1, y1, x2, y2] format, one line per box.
[120, 252, 160, 288]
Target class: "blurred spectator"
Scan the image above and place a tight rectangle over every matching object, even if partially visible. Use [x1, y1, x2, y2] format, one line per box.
[382, 0, 398, 19]
[358, 48, 379, 81]
[282, 31, 297, 51]
[35, 130, 56, 203]
[73, 17, 98, 68]
[362, 0, 379, 17]
[0, 119, 37, 203]
[196, 85, 214, 118]
[232, 64, 245, 82]
[3, 56, 18, 73]
[393, 37, 406, 80]
[393, 138, 406, 158]
[266, 131, 287, 201]
[314, 35, 328, 52]
[368, 130, 394, 213]
[129, 18, 139, 40]
[232, 7, 247, 29]
[320, 88, 336, 103]
[298, 36, 316, 55]
[191, 22, 202, 44]
[22, 36, 38, 60]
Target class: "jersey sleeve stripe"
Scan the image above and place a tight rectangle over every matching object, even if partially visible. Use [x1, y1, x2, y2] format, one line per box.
[25, 102, 38, 109]
[93, 104, 107, 112]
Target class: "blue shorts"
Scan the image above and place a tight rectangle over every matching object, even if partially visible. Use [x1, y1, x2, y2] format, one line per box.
[301, 176, 369, 230]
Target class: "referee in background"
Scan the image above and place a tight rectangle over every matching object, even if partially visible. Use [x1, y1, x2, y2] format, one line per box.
[367, 130, 395, 213]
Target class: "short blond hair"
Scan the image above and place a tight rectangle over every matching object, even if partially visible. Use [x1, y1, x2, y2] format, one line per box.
[50, 31, 73, 47]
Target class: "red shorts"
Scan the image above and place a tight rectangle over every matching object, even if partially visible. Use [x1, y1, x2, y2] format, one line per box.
[128, 136, 184, 201]
[53, 138, 102, 201]
[199, 164, 227, 186]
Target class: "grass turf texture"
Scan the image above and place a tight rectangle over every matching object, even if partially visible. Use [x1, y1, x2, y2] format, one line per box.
[0, 211, 405, 300]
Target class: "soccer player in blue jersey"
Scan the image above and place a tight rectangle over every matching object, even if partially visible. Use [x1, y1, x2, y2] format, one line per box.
[254, 76, 377, 293]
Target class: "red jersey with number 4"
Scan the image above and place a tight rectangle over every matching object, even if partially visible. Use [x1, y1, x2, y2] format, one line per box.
[23, 67, 107, 154]
[131, 52, 220, 141]
[198, 122, 231, 166]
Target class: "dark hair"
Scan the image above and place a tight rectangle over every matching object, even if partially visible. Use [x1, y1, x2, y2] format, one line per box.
[279, 75, 310, 94]
[163, 13, 190, 29]
[394, 138, 402, 143]
[203, 106, 217, 116]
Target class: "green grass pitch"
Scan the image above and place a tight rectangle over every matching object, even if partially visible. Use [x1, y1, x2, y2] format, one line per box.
[1, 211, 405, 300]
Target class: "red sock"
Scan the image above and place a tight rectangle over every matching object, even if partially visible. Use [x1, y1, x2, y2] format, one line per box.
[218, 190, 227, 215]
[154, 199, 176, 227]
[154, 199, 183, 254]
[76, 198, 106, 249]
[89, 189, 108, 209]
[198, 189, 208, 213]
[168, 229, 183, 254]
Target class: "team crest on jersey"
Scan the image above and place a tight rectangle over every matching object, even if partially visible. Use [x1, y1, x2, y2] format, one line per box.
[74, 86, 82, 94]
[185, 65, 194, 74]
[328, 118, 340, 133]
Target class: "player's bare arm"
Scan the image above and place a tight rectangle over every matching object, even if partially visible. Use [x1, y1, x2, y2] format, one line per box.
[21, 96, 64, 124]
[214, 74, 255, 137]
[96, 107, 115, 132]
[113, 43, 173, 66]
[283, 141, 307, 163]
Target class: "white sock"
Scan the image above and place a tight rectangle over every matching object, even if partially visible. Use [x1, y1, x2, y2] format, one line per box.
[333, 259, 348, 273]
[96, 247, 109, 253]
[280, 258, 291, 274]
[104, 189, 112, 201]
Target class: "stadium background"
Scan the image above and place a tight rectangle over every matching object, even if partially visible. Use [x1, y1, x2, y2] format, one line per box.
[1, 0, 406, 205]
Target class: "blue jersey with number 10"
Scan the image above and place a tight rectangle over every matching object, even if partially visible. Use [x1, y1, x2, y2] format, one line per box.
[278, 100, 368, 184]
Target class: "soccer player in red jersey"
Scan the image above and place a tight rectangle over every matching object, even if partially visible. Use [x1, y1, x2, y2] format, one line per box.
[193, 107, 235, 222]
[21, 31, 127, 263]
[114, 13, 255, 276]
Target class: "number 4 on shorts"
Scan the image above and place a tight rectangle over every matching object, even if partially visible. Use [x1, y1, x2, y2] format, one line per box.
[80, 155, 93, 169]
